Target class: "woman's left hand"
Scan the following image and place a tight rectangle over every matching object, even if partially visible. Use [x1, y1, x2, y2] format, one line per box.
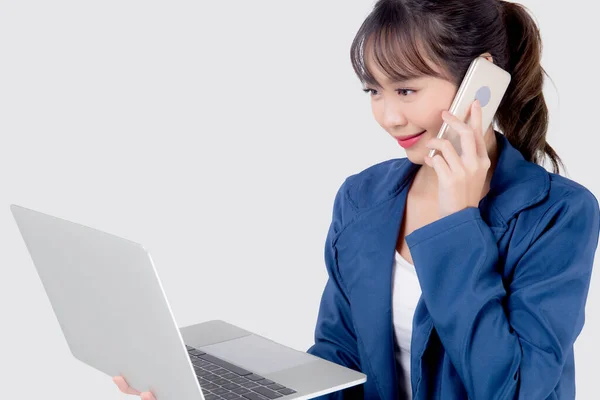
[424, 99, 492, 219]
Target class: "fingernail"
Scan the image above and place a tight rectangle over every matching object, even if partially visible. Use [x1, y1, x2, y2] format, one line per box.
[474, 99, 480, 108]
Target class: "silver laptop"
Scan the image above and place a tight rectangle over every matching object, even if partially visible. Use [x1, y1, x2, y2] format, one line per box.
[10, 204, 366, 400]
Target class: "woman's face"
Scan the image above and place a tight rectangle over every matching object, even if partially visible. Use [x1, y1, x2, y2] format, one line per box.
[363, 57, 459, 165]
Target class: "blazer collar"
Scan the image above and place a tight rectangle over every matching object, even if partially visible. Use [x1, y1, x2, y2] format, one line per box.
[336, 130, 550, 400]
[405, 130, 551, 228]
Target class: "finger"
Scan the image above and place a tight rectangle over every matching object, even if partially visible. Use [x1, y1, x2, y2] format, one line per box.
[141, 392, 157, 400]
[468, 100, 487, 159]
[113, 376, 141, 395]
[426, 153, 452, 183]
[443, 110, 476, 166]
[426, 137, 463, 174]
[461, 101, 480, 163]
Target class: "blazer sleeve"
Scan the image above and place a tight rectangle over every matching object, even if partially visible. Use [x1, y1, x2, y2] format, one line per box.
[404, 188, 600, 400]
[306, 178, 365, 399]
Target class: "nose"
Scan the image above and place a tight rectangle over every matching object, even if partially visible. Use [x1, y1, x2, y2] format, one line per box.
[381, 101, 408, 130]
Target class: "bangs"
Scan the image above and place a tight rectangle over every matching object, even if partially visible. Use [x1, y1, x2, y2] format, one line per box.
[350, 7, 447, 87]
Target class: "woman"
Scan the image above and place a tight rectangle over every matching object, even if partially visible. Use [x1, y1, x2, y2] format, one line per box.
[114, 0, 600, 399]
[304, 0, 600, 399]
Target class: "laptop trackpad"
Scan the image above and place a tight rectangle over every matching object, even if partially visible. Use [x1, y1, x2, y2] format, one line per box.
[198, 334, 314, 375]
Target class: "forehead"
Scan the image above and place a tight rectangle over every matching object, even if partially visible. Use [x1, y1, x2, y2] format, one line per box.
[363, 55, 432, 87]
[361, 34, 449, 87]
[365, 58, 411, 85]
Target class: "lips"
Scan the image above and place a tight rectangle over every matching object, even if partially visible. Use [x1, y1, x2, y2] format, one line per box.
[397, 131, 425, 140]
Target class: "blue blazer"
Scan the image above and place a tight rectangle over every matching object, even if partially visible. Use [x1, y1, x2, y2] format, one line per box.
[306, 130, 600, 400]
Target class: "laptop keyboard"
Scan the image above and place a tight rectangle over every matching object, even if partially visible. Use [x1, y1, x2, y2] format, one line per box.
[186, 345, 298, 400]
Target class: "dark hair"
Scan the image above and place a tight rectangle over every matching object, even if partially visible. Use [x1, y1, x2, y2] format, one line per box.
[350, 0, 565, 175]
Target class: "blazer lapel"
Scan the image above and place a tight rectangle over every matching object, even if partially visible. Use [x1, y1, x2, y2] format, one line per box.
[334, 165, 418, 400]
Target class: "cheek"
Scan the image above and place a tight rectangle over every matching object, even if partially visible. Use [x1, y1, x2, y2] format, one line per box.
[369, 100, 446, 130]
[371, 104, 385, 125]
[421, 91, 455, 126]
[416, 107, 444, 131]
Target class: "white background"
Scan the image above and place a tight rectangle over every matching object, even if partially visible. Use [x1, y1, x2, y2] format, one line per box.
[1, 0, 598, 398]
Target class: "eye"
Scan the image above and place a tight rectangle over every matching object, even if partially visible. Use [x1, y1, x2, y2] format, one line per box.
[397, 88, 415, 96]
[362, 88, 416, 96]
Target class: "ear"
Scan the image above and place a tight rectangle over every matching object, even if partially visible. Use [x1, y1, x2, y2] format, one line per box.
[480, 52, 494, 64]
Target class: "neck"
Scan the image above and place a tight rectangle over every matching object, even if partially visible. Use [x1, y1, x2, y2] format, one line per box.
[414, 127, 499, 197]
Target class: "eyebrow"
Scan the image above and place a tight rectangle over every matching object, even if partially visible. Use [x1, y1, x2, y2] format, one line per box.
[363, 79, 416, 88]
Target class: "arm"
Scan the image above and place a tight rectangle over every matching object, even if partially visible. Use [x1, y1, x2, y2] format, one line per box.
[306, 178, 365, 399]
[405, 189, 600, 399]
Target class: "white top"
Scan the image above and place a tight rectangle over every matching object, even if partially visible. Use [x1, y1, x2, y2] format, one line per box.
[392, 250, 422, 400]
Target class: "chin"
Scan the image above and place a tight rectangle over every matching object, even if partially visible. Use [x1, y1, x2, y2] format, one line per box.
[405, 149, 428, 165]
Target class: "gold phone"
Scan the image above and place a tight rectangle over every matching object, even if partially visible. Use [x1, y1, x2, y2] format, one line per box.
[429, 56, 511, 158]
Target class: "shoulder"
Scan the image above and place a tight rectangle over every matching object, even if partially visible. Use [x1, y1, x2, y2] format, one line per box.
[540, 172, 599, 224]
[516, 171, 600, 245]
[331, 157, 412, 227]
[343, 157, 413, 208]
[537, 172, 599, 219]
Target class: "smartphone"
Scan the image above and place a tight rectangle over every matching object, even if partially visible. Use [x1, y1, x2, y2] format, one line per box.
[428, 56, 511, 158]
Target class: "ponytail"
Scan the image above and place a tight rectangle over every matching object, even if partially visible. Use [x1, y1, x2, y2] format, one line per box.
[495, 1, 565, 175]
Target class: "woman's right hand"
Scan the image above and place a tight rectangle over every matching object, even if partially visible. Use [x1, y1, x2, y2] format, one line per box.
[113, 376, 156, 400]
